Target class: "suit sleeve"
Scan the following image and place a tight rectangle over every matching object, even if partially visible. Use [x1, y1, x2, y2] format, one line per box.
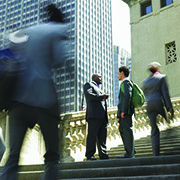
[52, 25, 70, 67]
[122, 81, 132, 114]
[83, 83, 104, 102]
[117, 99, 121, 118]
[161, 76, 172, 111]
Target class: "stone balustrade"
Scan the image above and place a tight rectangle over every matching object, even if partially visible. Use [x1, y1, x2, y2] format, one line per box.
[0, 97, 180, 165]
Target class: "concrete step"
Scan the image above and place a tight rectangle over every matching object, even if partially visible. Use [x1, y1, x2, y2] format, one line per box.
[16, 155, 180, 180]
[98, 137, 180, 159]
[108, 143, 180, 154]
[104, 128, 180, 158]
[2, 126, 180, 180]
[110, 142, 180, 152]
[113, 137, 180, 149]
[60, 174, 180, 180]
[60, 154, 180, 169]
[59, 164, 180, 179]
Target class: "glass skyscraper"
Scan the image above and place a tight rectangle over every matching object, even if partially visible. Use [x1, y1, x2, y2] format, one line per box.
[113, 45, 131, 106]
[0, 0, 113, 113]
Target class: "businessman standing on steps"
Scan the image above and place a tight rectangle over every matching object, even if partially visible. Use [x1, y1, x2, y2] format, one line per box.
[84, 74, 110, 160]
[117, 66, 135, 158]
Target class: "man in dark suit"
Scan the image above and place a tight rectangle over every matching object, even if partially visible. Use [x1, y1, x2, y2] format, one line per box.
[84, 74, 110, 160]
[117, 66, 135, 158]
[0, 4, 69, 180]
[142, 62, 174, 156]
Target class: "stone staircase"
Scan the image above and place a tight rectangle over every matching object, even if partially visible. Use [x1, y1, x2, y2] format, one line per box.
[18, 154, 180, 180]
[2, 126, 180, 179]
[106, 126, 180, 158]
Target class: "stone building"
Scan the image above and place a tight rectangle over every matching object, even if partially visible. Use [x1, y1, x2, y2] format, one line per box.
[123, 0, 180, 97]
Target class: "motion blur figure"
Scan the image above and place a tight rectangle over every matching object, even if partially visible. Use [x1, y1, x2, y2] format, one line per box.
[0, 127, 5, 161]
[142, 62, 174, 156]
[0, 4, 69, 180]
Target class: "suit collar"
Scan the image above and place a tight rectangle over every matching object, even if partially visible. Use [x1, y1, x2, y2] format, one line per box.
[91, 81, 100, 88]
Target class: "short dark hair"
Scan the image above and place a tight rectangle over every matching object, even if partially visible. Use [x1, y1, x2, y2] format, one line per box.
[119, 66, 130, 77]
[46, 4, 64, 23]
[149, 67, 157, 74]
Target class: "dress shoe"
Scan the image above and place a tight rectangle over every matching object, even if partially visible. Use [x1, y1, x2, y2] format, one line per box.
[100, 157, 111, 160]
[116, 155, 130, 158]
[87, 156, 97, 161]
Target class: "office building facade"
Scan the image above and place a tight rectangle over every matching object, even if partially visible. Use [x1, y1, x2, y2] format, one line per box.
[0, 0, 113, 113]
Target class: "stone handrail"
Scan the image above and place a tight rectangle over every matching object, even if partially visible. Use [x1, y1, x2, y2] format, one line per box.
[59, 97, 180, 162]
[0, 97, 180, 165]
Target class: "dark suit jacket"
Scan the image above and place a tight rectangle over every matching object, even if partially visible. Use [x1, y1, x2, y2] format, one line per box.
[83, 82, 108, 122]
[142, 73, 172, 111]
[117, 79, 134, 118]
[12, 22, 69, 110]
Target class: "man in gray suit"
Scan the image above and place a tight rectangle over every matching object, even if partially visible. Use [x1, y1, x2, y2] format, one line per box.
[0, 4, 69, 180]
[142, 62, 174, 156]
[84, 74, 110, 160]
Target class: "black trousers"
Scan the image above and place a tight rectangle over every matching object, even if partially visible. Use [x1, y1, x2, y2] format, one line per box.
[0, 103, 60, 180]
[119, 114, 135, 158]
[86, 118, 109, 159]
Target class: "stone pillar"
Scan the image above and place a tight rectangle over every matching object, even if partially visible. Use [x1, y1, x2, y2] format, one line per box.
[59, 120, 74, 162]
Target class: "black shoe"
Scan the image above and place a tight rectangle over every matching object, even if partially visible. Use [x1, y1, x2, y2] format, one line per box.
[87, 156, 97, 161]
[100, 157, 111, 160]
[116, 155, 129, 158]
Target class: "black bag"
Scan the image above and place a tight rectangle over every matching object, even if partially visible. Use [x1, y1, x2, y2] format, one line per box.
[0, 48, 25, 111]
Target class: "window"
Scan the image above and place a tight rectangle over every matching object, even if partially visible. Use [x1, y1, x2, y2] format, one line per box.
[141, 0, 152, 16]
[65, 105, 69, 111]
[165, 41, 177, 64]
[161, 0, 173, 8]
[70, 105, 74, 111]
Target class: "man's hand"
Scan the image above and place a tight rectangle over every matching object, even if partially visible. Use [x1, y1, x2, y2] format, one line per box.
[121, 112, 126, 118]
[103, 93, 110, 100]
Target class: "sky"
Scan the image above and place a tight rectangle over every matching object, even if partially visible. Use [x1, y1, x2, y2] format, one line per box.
[111, 0, 131, 52]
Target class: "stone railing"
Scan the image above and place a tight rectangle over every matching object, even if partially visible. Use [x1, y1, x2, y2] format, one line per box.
[0, 97, 180, 165]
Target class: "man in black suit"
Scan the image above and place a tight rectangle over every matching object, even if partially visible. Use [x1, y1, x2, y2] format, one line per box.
[117, 66, 135, 158]
[83, 74, 110, 160]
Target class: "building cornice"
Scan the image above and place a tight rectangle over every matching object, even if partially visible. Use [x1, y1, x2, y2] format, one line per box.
[130, 1, 180, 25]
[122, 0, 131, 4]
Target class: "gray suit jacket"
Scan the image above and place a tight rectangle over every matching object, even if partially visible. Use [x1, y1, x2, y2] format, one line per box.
[83, 82, 108, 122]
[12, 22, 69, 109]
[117, 79, 134, 118]
[142, 73, 172, 111]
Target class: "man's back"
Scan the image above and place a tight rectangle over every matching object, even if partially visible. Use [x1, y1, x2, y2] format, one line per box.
[142, 73, 166, 102]
[142, 73, 172, 111]
[13, 23, 69, 109]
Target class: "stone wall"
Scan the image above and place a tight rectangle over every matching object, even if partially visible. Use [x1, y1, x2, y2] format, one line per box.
[123, 0, 180, 97]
